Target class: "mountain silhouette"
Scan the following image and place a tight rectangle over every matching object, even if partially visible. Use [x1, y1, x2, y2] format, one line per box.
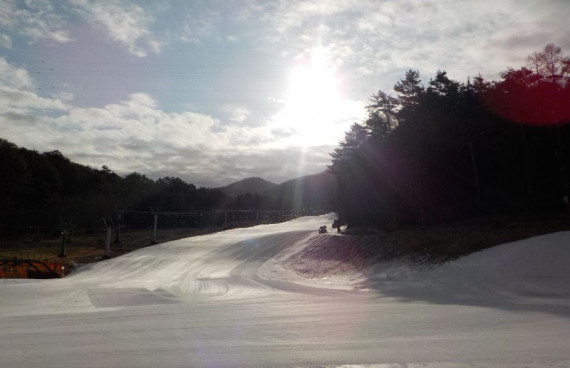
[218, 177, 277, 197]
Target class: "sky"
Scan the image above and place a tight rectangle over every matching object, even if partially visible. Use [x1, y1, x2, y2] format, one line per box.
[1, 0, 569, 187]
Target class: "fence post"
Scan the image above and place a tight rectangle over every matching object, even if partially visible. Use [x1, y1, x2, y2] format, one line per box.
[104, 226, 112, 259]
[58, 230, 67, 258]
[114, 214, 122, 244]
[151, 213, 158, 245]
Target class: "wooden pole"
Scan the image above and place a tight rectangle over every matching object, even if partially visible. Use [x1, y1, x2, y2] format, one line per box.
[58, 230, 67, 258]
[104, 226, 111, 259]
[114, 214, 122, 244]
[151, 213, 158, 244]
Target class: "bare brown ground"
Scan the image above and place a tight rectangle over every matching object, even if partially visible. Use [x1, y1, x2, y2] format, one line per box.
[3, 214, 570, 279]
[287, 215, 570, 278]
[0, 227, 222, 274]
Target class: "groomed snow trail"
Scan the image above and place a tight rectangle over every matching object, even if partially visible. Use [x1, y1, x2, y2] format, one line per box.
[1, 215, 570, 368]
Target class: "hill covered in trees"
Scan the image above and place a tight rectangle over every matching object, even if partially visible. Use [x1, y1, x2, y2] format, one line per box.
[217, 172, 337, 213]
[264, 171, 337, 213]
[0, 140, 337, 235]
[0, 139, 226, 231]
[218, 177, 277, 198]
[330, 43, 570, 227]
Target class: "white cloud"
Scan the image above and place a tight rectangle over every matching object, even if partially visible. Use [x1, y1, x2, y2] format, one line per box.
[256, 0, 570, 92]
[221, 104, 251, 124]
[173, 0, 271, 43]
[0, 65, 302, 186]
[0, 57, 34, 90]
[261, 0, 357, 35]
[0, 79, 331, 186]
[0, 60, 68, 127]
[44, 29, 73, 43]
[179, 9, 222, 43]
[69, 0, 160, 57]
[0, 0, 72, 44]
[0, 60, 70, 149]
[0, 0, 162, 55]
[55, 93, 222, 151]
[0, 87, 68, 113]
[52, 91, 74, 102]
[0, 33, 11, 48]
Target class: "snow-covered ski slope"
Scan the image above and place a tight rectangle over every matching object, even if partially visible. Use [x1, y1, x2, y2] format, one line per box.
[2, 215, 570, 368]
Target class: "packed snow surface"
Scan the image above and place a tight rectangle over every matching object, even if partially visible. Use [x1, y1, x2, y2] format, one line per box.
[1, 215, 570, 367]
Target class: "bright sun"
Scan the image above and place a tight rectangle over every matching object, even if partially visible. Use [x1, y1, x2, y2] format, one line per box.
[273, 47, 350, 147]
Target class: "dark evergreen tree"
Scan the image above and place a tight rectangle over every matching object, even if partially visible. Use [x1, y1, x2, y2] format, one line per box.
[330, 44, 570, 228]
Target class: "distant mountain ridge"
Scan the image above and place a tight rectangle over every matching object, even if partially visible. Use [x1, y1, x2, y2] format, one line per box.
[264, 171, 337, 212]
[218, 177, 277, 197]
[219, 171, 338, 212]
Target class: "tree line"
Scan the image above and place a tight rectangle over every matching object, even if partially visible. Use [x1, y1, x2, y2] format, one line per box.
[0, 140, 336, 234]
[329, 43, 570, 227]
[0, 141, 227, 232]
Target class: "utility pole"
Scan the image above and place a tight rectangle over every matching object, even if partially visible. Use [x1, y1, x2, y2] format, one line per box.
[105, 226, 112, 259]
[114, 214, 122, 244]
[58, 217, 74, 258]
[151, 207, 159, 245]
[102, 217, 113, 259]
[58, 229, 68, 258]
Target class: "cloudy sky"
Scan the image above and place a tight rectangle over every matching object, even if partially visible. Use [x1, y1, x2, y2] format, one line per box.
[1, 0, 568, 187]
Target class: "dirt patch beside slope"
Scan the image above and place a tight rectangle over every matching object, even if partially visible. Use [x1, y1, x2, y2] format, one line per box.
[281, 215, 570, 279]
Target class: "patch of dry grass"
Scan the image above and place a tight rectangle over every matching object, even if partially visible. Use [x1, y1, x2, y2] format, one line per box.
[288, 215, 570, 278]
[0, 227, 222, 272]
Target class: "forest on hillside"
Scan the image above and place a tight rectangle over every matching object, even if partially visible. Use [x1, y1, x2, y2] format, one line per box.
[329, 44, 570, 227]
[0, 141, 222, 232]
[0, 140, 336, 235]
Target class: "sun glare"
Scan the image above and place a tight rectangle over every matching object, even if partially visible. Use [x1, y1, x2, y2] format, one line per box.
[273, 47, 350, 147]
[289, 48, 339, 105]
